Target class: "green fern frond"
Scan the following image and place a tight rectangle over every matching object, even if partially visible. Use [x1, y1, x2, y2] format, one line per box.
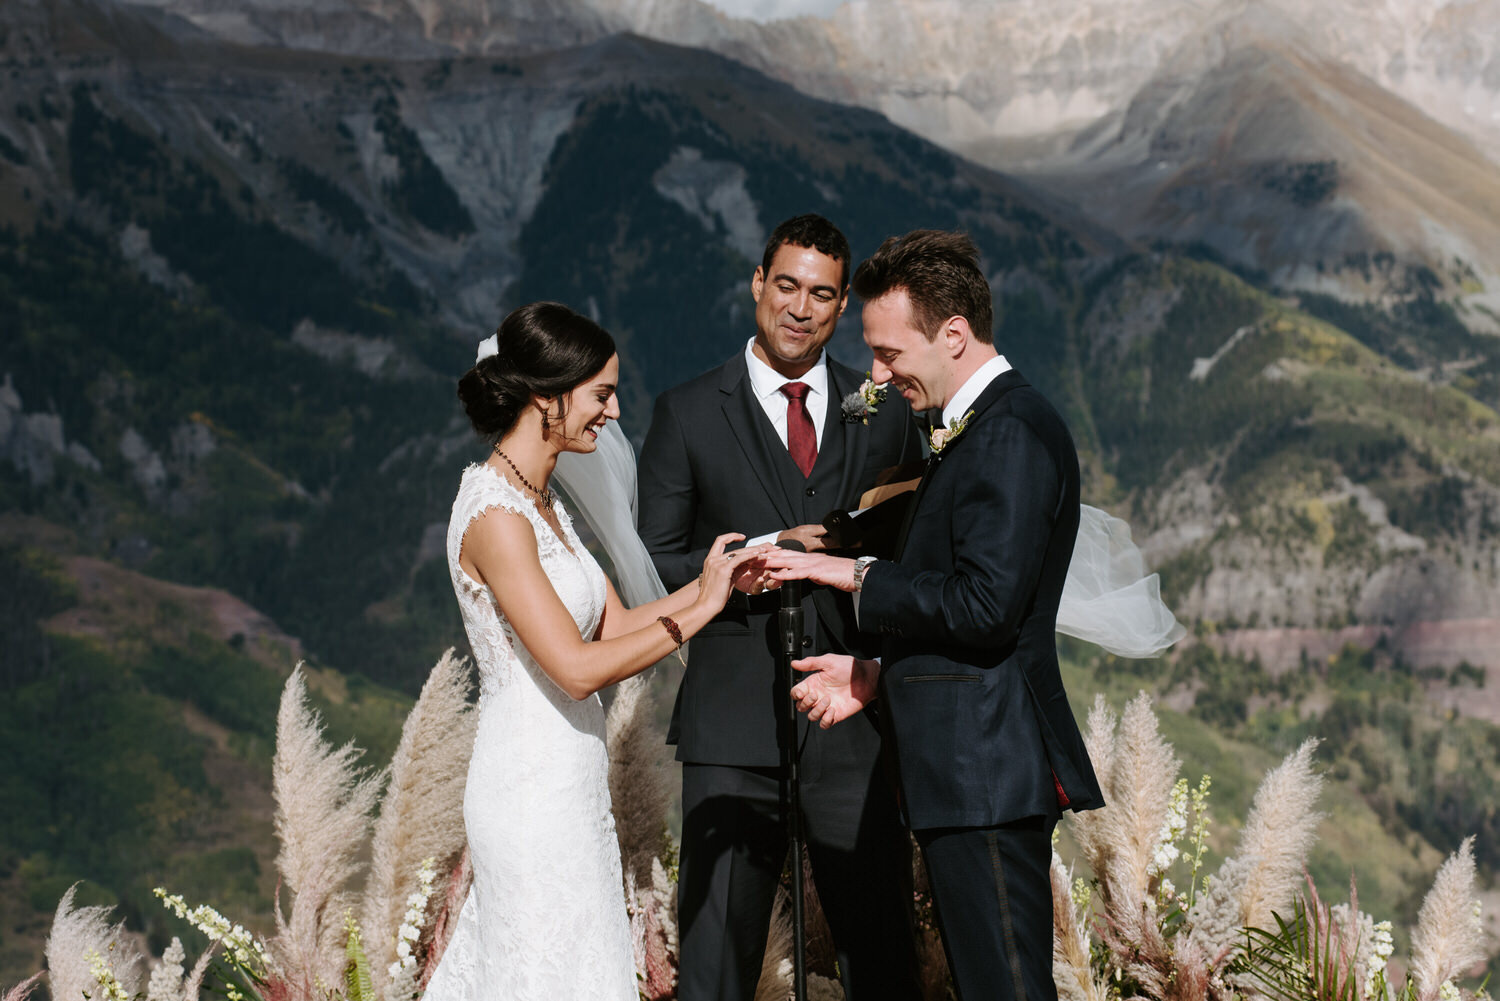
[343, 912, 374, 1001]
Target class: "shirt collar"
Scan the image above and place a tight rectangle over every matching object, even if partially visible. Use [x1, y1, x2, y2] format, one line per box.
[942, 354, 1011, 428]
[743, 337, 828, 401]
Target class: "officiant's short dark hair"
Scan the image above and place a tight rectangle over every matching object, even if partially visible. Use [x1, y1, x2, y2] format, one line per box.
[458, 302, 615, 442]
[762, 214, 851, 288]
[852, 230, 993, 344]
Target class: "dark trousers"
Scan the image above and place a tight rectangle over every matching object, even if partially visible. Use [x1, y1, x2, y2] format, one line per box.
[916, 816, 1059, 1001]
[677, 718, 920, 1001]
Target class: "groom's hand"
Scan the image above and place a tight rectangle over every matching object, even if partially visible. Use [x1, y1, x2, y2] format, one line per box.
[763, 551, 859, 591]
[791, 654, 879, 728]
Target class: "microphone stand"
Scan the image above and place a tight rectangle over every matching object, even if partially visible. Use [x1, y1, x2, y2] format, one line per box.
[776, 540, 807, 1001]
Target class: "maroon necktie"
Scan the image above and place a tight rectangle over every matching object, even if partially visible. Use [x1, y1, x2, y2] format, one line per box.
[780, 381, 817, 477]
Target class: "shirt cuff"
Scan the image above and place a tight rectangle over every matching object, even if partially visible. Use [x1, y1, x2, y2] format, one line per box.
[747, 531, 780, 547]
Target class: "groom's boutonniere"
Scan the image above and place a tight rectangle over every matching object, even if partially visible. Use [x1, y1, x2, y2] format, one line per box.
[929, 409, 974, 456]
[840, 374, 889, 425]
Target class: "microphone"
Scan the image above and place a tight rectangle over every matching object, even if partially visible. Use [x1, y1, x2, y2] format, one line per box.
[776, 539, 806, 658]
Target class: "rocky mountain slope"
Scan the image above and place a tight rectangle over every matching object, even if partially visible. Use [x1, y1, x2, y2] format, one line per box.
[114, 0, 1500, 341]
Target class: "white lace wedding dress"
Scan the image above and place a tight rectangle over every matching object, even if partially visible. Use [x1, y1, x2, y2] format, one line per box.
[424, 463, 638, 1000]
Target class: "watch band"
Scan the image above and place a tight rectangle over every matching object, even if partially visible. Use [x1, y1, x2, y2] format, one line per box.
[852, 556, 877, 591]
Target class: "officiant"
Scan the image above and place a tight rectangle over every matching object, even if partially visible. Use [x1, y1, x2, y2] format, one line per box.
[637, 214, 923, 1001]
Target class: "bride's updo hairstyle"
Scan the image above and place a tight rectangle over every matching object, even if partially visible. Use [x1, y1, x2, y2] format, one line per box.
[458, 302, 616, 443]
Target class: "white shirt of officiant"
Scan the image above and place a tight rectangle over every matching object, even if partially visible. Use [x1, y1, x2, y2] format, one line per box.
[743, 336, 828, 449]
[853, 351, 1011, 622]
[744, 337, 828, 546]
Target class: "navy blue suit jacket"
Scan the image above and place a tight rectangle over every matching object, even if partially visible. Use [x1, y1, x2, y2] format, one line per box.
[858, 369, 1105, 830]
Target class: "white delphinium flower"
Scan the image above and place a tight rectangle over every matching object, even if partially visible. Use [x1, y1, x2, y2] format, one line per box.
[87, 949, 134, 1001]
[1150, 778, 1189, 877]
[385, 857, 438, 1001]
[147, 937, 187, 1001]
[1365, 919, 1395, 1000]
[154, 888, 272, 978]
[1187, 775, 1212, 905]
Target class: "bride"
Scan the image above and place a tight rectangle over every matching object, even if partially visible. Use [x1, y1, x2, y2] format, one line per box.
[426, 301, 771, 1000]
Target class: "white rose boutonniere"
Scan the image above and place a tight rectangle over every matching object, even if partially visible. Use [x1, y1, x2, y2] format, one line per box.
[840, 373, 889, 425]
[929, 409, 974, 455]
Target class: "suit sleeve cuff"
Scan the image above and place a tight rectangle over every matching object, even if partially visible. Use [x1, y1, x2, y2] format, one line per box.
[857, 559, 919, 637]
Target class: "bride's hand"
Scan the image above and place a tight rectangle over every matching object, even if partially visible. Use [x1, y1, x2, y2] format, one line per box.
[697, 534, 772, 610]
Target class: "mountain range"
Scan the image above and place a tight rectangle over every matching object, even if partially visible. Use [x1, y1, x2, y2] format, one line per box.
[1, 0, 1498, 986]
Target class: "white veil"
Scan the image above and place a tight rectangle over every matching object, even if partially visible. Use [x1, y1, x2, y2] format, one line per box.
[553, 421, 1184, 659]
[553, 421, 669, 608]
[1058, 506, 1186, 658]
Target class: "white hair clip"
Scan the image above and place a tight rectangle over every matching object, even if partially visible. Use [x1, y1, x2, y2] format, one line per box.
[476, 334, 499, 364]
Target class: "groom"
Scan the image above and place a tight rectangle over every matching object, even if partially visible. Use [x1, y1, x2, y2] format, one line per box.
[762, 229, 1106, 1001]
[638, 214, 923, 1001]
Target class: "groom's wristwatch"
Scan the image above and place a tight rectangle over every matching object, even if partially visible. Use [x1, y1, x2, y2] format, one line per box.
[852, 555, 877, 591]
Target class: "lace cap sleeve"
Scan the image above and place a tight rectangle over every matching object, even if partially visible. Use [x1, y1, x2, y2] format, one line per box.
[448, 465, 536, 599]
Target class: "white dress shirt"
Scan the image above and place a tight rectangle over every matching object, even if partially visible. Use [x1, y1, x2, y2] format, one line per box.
[744, 339, 829, 547]
[743, 337, 829, 449]
[941, 353, 1011, 430]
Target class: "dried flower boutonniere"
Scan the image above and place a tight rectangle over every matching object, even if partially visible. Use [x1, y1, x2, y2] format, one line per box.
[929, 409, 974, 455]
[840, 374, 889, 425]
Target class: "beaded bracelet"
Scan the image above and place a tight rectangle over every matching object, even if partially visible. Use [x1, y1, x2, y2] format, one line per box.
[657, 615, 684, 647]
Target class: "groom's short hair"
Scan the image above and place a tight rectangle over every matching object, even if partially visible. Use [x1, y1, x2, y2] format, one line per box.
[852, 230, 993, 344]
[762, 214, 852, 289]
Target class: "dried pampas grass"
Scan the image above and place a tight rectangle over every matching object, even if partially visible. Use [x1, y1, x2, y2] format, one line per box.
[606, 672, 671, 885]
[361, 649, 476, 987]
[1052, 854, 1106, 1001]
[271, 665, 385, 998]
[46, 885, 144, 1001]
[1069, 695, 1120, 880]
[1409, 837, 1485, 1001]
[3, 972, 44, 1001]
[605, 669, 681, 993]
[1072, 692, 1181, 953]
[1187, 739, 1322, 961]
[755, 890, 795, 1001]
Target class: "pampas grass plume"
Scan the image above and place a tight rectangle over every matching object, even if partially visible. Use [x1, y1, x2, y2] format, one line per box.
[1188, 739, 1323, 959]
[1409, 837, 1486, 1001]
[606, 673, 671, 886]
[45, 885, 144, 1001]
[361, 650, 476, 986]
[3, 972, 44, 1001]
[1069, 695, 1119, 879]
[1052, 855, 1106, 1001]
[754, 891, 794, 1001]
[272, 665, 385, 998]
[1102, 693, 1181, 912]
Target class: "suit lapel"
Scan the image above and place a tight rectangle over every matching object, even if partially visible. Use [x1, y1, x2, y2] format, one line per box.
[892, 369, 1032, 561]
[826, 362, 870, 508]
[892, 455, 939, 561]
[719, 354, 801, 527]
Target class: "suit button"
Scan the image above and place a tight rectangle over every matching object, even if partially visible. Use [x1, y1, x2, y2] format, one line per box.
[802, 635, 812, 648]
[805, 487, 817, 497]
